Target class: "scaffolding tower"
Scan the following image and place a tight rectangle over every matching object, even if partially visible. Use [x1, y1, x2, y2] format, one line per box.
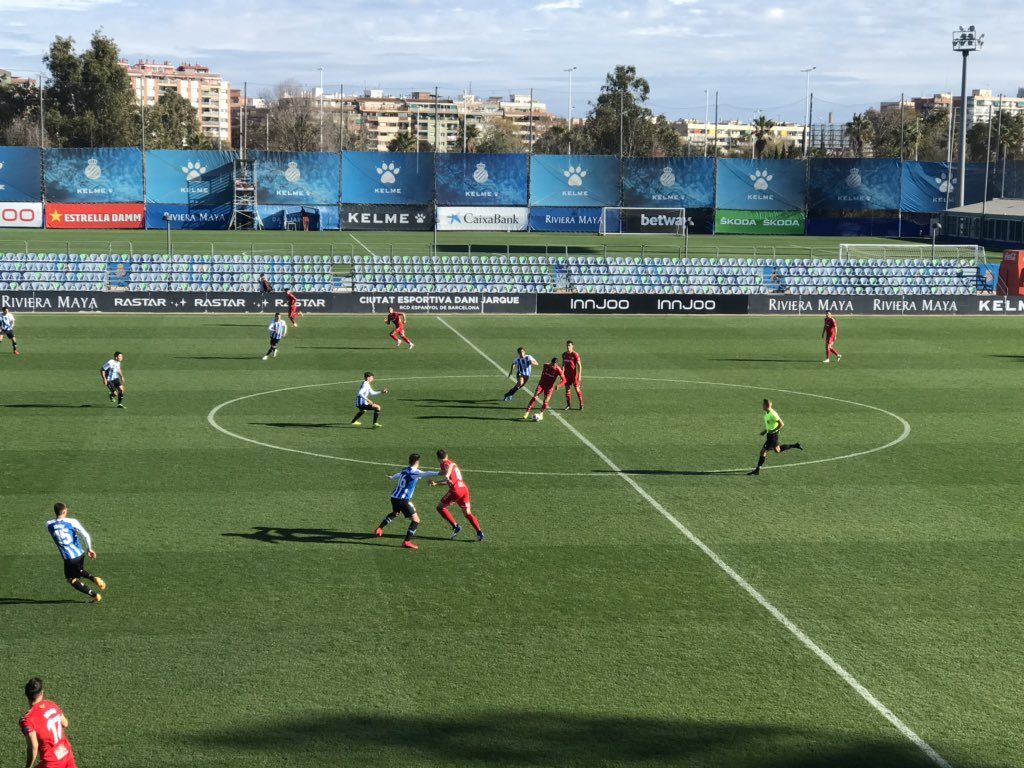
[228, 158, 262, 230]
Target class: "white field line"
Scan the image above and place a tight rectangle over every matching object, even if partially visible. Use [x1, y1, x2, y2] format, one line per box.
[347, 233, 378, 257]
[436, 315, 950, 768]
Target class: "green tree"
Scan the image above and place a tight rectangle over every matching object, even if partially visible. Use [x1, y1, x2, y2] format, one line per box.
[845, 113, 874, 156]
[0, 80, 39, 144]
[751, 115, 776, 159]
[902, 116, 922, 161]
[146, 91, 209, 149]
[264, 82, 320, 152]
[42, 31, 138, 147]
[533, 124, 589, 155]
[475, 117, 522, 153]
[387, 131, 417, 152]
[580, 65, 682, 157]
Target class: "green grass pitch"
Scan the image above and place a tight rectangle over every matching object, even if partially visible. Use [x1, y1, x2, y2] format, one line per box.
[1, 227, 989, 261]
[1, 313, 1021, 767]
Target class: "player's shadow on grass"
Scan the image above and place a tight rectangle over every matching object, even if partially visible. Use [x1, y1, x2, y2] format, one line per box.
[401, 398, 498, 405]
[222, 527, 461, 545]
[594, 468, 747, 477]
[251, 421, 346, 429]
[188, 710, 947, 767]
[296, 345, 380, 350]
[2, 404, 93, 409]
[0, 597, 80, 605]
[416, 415, 517, 422]
[988, 354, 1024, 361]
[175, 355, 257, 360]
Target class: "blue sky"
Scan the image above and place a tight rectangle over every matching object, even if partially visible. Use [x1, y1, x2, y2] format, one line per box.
[0, 0, 1018, 123]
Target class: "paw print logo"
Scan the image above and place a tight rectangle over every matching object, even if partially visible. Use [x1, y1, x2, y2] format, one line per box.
[749, 169, 773, 191]
[846, 168, 862, 188]
[659, 166, 676, 187]
[84, 158, 102, 180]
[415, 213, 426, 224]
[376, 162, 400, 184]
[563, 165, 587, 187]
[284, 161, 301, 183]
[181, 161, 207, 181]
[935, 172, 956, 193]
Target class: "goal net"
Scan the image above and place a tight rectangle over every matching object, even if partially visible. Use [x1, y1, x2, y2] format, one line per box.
[838, 243, 985, 263]
[600, 207, 687, 236]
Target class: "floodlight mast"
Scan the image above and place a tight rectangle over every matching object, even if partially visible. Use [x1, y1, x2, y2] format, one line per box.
[952, 25, 984, 207]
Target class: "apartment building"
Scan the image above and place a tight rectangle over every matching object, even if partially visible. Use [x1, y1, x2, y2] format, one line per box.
[121, 60, 231, 145]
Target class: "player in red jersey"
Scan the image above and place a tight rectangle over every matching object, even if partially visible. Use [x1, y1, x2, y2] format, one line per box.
[429, 449, 485, 541]
[385, 306, 413, 349]
[822, 311, 841, 363]
[561, 340, 584, 410]
[285, 287, 302, 328]
[523, 358, 565, 419]
[20, 678, 76, 768]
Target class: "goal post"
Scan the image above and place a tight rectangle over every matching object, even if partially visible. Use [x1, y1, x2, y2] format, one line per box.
[600, 207, 687, 236]
[837, 242, 985, 263]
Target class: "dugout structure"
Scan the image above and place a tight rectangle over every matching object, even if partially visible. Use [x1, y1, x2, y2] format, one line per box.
[600, 207, 687, 236]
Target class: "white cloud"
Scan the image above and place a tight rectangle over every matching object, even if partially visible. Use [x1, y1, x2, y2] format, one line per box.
[534, 0, 580, 9]
[765, 7, 784, 19]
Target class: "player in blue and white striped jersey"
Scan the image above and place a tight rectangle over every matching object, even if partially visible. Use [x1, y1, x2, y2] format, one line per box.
[374, 454, 439, 550]
[262, 313, 288, 360]
[351, 372, 388, 428]
[504, 347, 538, 401]
[101, 352, 126, 408]
[0, 306, 19, 355]
[45, 502, 106, 602]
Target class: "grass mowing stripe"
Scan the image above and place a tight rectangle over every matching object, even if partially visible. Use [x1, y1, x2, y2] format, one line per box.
[436, 314, 953, 768]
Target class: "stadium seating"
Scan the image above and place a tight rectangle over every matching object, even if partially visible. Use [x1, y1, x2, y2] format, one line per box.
[0, 252, 978, 295]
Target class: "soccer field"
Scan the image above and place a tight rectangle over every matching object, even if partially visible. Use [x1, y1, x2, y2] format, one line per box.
[1, 313, 1021, 767]
[0, 228, 962, 261]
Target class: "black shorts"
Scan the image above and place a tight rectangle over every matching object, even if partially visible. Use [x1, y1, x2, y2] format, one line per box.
[2, 330, 13, 340]
[763, 431, 780, 451]
[390, 498, 416, 518]
[107, 378, 122, 390]
[63, 555, 86, 580]
[269, 335, 282, 347]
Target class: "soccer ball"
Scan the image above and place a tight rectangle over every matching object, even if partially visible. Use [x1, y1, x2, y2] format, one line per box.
[532, 412, 544, 422]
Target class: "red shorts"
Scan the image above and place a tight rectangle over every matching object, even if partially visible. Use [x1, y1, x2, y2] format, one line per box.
[288, 307, 299, 318]
[826, 334, 836, 344]
[440, 489, 470, 509]
[392, 325, 405, 334]
[564, 369, 580, 385]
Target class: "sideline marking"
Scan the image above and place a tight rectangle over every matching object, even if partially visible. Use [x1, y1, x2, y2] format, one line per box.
[347, 233, 378, 258]
[436, 315, 949, 768]
[208, 375, 909, 477]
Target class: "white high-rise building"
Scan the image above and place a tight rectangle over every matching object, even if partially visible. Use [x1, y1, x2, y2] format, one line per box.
[121, 60, 231, 146]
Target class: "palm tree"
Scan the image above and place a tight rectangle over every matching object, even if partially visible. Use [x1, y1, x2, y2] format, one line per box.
[751, 116, 776, 159]
[386, 131, 417, 152]
[902, 117, 922, 161]
[845, 113, 874, 157]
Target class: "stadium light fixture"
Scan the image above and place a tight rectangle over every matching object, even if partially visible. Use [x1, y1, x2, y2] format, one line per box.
[564, 66, 577, 154]
[952, 25, 984, 207]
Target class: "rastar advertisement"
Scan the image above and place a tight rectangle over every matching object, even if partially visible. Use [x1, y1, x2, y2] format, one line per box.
[43, 148, 144, 203]
[435, 153, 529, 206]
[341, 151, 434, 205]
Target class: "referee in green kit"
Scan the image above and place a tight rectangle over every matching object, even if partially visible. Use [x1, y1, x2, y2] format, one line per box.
[748, 399, 802, 475]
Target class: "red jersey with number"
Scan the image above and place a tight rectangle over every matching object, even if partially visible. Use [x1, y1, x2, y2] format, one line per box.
[440, 458, 469, 495]
[562, 350, 581, 373]
[386, 311, 404, 328]
[286, 291, 298, 307]
[20, 700, 75, 768]
[538, 363, 565, 391]
[824, 317, 837, 337]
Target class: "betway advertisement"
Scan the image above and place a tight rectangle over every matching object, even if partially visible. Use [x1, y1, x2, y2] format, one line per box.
[0, 202, 43, 228]
[45, 203, 145, 229]
[339, 204, 434, 231]
[715, 209, 805, 235]
[436, 206, 528, 231]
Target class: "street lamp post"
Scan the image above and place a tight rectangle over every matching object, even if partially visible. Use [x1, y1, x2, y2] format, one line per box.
[318, 67, 324, 151]
[564, 66, 577, 154]
[800, 66, 815, 158]
[952, 25, 984, 207]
